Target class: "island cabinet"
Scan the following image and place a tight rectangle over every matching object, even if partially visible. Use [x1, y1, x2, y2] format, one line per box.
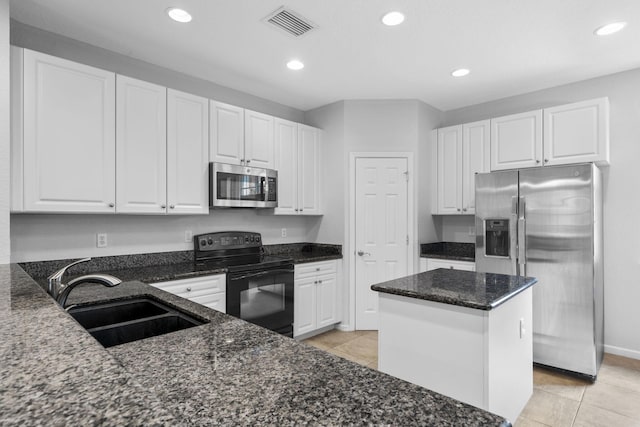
[150, 274, 226, 313]
[274, 119, 322, 215]
[372, 269, 536, 422]
[293, 260, 339, 338]
[434, 120, 490, 215]
[209, 101, 275, 169]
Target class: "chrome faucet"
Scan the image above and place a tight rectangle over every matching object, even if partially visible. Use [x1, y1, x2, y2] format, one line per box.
[47, 258, 122, 309]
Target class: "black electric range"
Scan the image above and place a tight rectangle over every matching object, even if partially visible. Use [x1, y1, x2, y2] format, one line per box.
[194, 232, 294, 337]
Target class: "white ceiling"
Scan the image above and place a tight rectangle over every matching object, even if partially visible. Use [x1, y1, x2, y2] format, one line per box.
[9, 0, 640, 112]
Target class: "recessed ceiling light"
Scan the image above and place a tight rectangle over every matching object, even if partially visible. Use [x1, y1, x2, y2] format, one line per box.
[451, 68, 470, 77]
[382, 11, 405, 26]
[166, 7, 192, 23]
[594, 21, 627, 36]
[287, 59, 304, 71]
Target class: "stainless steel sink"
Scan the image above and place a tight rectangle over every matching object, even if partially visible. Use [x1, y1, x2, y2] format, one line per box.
[68, 297, 207, 347]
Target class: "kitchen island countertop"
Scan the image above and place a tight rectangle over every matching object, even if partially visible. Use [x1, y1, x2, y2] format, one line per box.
[0, 263, 510, 426]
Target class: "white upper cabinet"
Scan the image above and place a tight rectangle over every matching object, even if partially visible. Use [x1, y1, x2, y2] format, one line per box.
[462, 120, 490, 214]
[436, 125, 462, 214]
[298, 124, 321, 215]
[274, 121, 322, 215]
[543, 97, 610, 166]
[274, 118, 298, 214]
[22, 48, 116, 213]
[209, 101, 244, 165]
[491, 110, 543, 171]
[116, 75, 167, 214]
[209, 102, 275, 169]
[167, 89, 209, 215]
[434, 121, 489, 215]
[491, 98, 609, 171]
[244, 109, 274, 169]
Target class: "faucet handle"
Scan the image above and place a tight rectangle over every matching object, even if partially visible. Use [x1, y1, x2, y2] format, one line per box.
[47, 257, 91, 293]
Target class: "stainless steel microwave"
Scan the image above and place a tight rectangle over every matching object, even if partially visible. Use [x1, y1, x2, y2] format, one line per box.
[209, 162, 278, 208]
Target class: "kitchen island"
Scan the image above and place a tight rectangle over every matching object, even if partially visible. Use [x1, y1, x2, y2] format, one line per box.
[0, 264, 510, 426]
[372, 268, 537, 423]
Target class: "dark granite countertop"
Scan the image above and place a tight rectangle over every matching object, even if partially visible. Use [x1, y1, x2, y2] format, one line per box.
[1, 264, 509, 426]
[421, 242, 475, 262]
[372, 268, 537, 310]
[20, 243, 343, 285]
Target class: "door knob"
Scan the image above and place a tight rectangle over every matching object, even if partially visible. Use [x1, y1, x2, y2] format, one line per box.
[357, 251, 371, 257]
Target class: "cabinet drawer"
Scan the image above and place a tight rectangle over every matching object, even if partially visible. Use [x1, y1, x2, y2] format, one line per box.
[189, 293, 226, 313]
[425, 258, 475, 272]
[151, 274, 225, 296]
[295, 260, 336, 279]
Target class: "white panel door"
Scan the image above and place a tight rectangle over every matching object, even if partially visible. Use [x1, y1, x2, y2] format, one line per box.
[294, 277, 317, 337]
[244, 109, 274, 169]
[274, 118, 298, 214]
[316, 274, 338, 328]
[491, 110, 542, 171]
[355, 157, 409, 330]
[116, 75, 167, 213]
[210, 101, 244, 165]
[543, 97, 610, 166]
[166, 89, 209, 215]
[462, 120, 490, 214]
[437, 125, 462, 214]
[23, 49, 116, 213]
[298, 124, 321, 215]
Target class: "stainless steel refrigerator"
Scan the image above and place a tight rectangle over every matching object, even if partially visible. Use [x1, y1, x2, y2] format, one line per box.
[475, 163, 604, 379]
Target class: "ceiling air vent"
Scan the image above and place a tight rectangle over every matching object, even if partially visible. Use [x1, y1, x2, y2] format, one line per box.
[263, 7, 316, 38]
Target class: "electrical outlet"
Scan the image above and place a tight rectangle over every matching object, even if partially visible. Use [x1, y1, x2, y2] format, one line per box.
[281, 228, 287, 238]
[519, 318, 526, 338]
[468, 226, 475, 236]
[96, 233, 108, 248]
[185, 230, 193, 243]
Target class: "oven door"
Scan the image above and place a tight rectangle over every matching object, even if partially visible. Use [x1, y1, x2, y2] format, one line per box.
[226, 265, 294, 336]
[210, 162, 277, 208]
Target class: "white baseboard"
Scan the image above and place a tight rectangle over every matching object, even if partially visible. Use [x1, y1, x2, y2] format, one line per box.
[336, 323, 355, 332]
[605, 344, 640, 360]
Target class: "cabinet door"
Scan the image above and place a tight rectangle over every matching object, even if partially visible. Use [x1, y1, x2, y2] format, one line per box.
[244, 109, 274, 169]
[10, 46, 24, 212]
[437, 125, 462, 214]
[491, 110, 542, 171]
[116, 76, 167, 213]
[294, 276, 317, 337]
[23, 49, 116, 212]
[462, 120, 490, 215]
[543, 98, 609, 166]
[167, 89, 209, 215]
[316, 273, 338, 328]
[210, 101, 244, 165]
[298, 125, 321, 215]
[274, 118, 298, 215]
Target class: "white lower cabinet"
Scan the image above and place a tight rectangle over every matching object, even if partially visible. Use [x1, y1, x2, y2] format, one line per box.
[294, 260, 339, 337]
[420, 258, 475, 272]
[150, 274, 226, 313]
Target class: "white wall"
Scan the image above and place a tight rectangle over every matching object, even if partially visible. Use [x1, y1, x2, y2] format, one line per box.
[11, 212, 319, 262]
[0, 0, 9, 264]
[442, 67, 640, 359]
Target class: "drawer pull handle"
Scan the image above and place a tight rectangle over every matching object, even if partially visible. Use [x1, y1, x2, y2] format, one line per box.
[186, 287, 192, 292]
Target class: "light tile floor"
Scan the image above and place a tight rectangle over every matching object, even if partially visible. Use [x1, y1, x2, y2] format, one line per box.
[303, 329, 640, 427]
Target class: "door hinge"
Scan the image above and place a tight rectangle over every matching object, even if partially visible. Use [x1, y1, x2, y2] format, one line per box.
[403, 171, 409, 182]
[406, 235, 409, 245]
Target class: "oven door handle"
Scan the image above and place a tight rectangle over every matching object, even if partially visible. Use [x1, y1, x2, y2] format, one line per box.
[229, 268, 294, 281]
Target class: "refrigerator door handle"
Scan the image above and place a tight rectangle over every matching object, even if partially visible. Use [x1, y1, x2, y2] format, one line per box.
[510, 196, 519, 274]
[518, 197, 526, 276]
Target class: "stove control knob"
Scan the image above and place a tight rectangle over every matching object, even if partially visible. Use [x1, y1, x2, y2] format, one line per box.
[208, 238, 213, 245]
[200, 239, 206, 247]
[256, 236, 261, 242]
